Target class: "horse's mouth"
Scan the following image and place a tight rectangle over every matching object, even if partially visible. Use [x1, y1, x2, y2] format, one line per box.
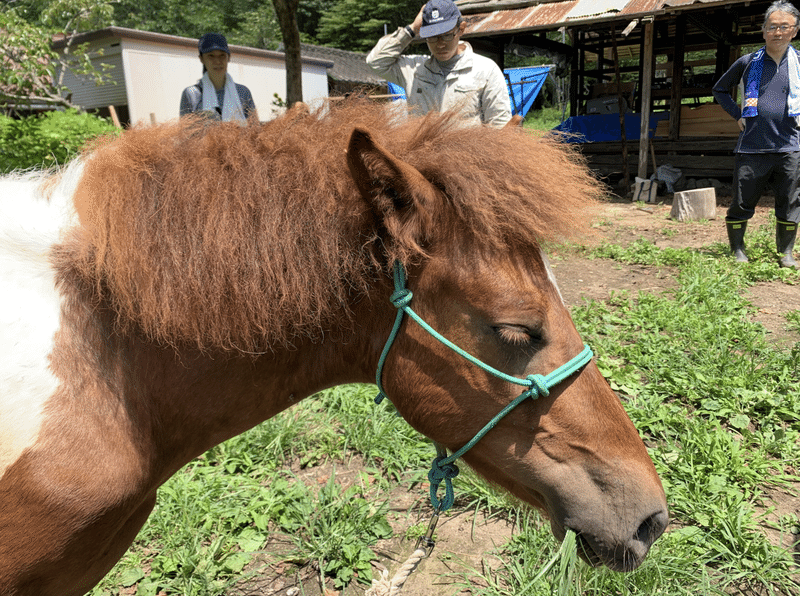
[568, 527, 649, 572]
[572, 531, 603, 567]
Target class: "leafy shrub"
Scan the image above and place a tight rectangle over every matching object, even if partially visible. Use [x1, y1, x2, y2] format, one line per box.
[0, 109, 119, 173]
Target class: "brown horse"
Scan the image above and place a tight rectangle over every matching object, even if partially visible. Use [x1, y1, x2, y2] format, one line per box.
[0, 101, 667, 595]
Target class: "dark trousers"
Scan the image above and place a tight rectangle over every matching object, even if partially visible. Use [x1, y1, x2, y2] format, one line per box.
[727, 152, 800, 223]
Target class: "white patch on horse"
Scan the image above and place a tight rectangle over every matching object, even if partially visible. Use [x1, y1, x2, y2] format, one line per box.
[0, 164, 82, 479]
[539, 249, 565, 304]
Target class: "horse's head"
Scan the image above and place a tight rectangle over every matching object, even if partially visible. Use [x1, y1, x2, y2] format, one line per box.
[347, 126, 668, 572]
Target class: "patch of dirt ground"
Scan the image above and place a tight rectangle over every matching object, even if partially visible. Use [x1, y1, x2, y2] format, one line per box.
[234, 193, 799, 596]
[550, 193, 800, 347]
[233, 457, 520, 596]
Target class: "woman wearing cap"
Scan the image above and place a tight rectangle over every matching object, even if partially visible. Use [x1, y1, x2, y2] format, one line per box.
[180, 33, 258, 122]
[366, 0, 511, 127]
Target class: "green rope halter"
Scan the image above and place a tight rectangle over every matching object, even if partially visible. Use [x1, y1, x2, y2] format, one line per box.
[375, 260, 594, 512]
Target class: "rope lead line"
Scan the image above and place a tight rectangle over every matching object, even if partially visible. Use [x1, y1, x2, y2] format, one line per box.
[375, 260, 594, 512]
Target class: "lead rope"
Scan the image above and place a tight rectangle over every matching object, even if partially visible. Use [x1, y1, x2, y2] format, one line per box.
[364, 548, 427, 596]
[367, 261, 593, 595]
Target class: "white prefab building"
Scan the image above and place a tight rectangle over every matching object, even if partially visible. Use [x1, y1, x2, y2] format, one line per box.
[52, 27, 333, 125]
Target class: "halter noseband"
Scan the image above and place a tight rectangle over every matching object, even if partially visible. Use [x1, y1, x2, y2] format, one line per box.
[375, 260, 593, 513]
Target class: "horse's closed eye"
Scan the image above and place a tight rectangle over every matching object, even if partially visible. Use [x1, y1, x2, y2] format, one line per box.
[494, 325, 540, 347]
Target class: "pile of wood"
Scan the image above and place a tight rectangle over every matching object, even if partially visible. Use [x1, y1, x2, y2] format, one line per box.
[655, 104, 741, 137]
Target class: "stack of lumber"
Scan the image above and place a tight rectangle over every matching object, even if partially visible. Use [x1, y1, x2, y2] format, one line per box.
[655, 104, 741, 137]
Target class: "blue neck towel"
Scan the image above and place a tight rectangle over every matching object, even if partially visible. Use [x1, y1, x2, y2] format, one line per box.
[742, 46, 800, 124]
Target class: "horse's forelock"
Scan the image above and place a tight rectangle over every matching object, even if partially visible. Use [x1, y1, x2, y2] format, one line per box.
[63, 101, 602, 353]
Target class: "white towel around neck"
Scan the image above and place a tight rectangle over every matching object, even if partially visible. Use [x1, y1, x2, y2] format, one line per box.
[200, 71, 246, 123]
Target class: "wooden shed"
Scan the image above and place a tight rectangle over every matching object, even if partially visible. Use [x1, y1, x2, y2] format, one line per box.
[52, 27, 333, 125]
[457, 0, 786, 181]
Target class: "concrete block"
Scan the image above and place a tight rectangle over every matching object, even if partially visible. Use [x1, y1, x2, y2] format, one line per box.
[671, 187, 717, 222]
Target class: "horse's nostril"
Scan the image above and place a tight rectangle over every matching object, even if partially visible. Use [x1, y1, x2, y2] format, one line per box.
[634, 509, 669, 546]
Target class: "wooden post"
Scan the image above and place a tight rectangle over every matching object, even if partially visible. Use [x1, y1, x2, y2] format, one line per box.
[570, 29, 580, 118]
[668, 14, 686, 141]
[638, 20, 654, 180]
[611, 24, 629, 190]
[108, 105, 121, 128]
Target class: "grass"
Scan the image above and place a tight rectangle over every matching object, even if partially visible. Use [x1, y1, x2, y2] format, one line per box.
[90, 220, 800, 596]
[523, 106, 564, 131]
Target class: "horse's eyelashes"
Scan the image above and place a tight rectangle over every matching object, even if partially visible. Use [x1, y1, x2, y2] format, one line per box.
[494, 324, 541, 347]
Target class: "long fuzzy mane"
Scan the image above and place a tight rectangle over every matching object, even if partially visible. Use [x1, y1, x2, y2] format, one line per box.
[59, 100, 602, 352]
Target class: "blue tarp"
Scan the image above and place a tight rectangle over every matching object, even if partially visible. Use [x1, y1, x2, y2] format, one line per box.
[503, 66, 551, 117]
[552, 112, 671, 143]
[387, 81, 406, 100]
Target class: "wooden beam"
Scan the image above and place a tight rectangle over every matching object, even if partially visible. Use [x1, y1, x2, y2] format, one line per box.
[638, 20, 654, 179]
[610, 23, 629, 190]
[688, 12, 733, 44]
[570, 29, 580, 117]
[668, 13, 686, 140]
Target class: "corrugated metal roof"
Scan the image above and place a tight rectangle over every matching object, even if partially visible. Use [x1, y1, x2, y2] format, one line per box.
[462, 3, 572, 34]
[459, 0, 745, 34]
[565, 0, 629, 20]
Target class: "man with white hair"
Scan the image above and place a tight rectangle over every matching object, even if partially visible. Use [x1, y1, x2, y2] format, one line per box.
[713, 0, 800, 268]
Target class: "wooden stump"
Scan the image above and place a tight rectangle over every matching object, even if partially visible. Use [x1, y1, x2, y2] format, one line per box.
[670, 187, 717, 221]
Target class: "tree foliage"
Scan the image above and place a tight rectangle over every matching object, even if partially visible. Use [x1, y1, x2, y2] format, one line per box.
[1, 1, 114, 114]
[111, 0, 281, 49]
[315, 0, 421, 52]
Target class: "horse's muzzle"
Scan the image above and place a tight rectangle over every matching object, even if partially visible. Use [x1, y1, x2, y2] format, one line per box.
[573, 507, 669, 572]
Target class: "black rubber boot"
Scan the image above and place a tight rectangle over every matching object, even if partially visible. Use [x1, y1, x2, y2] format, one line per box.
[776, 220, 798, 269]
[726, 220, 749, 263]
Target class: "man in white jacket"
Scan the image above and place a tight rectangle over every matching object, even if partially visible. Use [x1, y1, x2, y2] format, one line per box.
[366, 0, 512, 128]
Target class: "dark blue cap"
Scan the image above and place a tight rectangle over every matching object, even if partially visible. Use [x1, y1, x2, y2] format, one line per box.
[419, 0, 462, 38]
[198, 32, 229, 55]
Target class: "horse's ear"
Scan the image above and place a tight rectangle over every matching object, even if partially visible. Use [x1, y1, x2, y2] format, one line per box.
[346, 127, 436, 255]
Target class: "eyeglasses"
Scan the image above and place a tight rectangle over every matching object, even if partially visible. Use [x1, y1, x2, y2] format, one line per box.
[427, 31, 457, 42]
[765, 24, 797, 33]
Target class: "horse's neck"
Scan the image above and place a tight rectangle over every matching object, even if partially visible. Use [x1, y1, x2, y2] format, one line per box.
[149, 340, 377, 473]
[58, 291, 387, 485]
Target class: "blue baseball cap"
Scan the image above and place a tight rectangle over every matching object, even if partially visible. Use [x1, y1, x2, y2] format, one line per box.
[419, 0, 462, 38]
[198, 32, 229, 55]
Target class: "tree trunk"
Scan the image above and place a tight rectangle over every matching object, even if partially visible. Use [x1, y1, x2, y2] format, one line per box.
[272, 0, 303, 107]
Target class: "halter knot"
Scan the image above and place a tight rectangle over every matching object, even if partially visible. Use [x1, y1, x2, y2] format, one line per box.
[428, 456, 460, 511]
[390, 288, 413, 309]
[526, 374, 550, 398]
[429, 456, 459, 481]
